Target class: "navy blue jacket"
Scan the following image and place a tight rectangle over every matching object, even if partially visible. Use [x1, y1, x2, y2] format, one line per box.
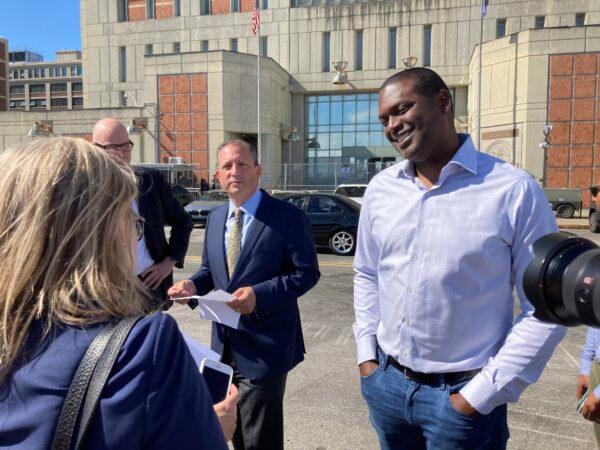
[0, 314, 227, 449]
[190, 191, 320, 380]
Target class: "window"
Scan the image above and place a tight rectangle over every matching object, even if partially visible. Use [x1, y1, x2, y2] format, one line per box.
[72, 82, 83, 92]
[260, 36, 268, 57]
[496, 18, 506, 38]
[77, 65, 82, 76]
[145, 44, 153, 55]
[51, 83, 67, 92]
[200, 0, 210, 15]
[70, 66, 76, 76]
[8, 70, 14, 80]
[286, 196, 306, 210]
[322, 32, 330, 72]
[146, 0, 155, 19]
[62, 67, 67, 77]
[10, 100, 25, 109]
[30, 84, 45, 93]
[40, 68, 45, 78]
[231, 0, 239, 12]
[355, 30, 363, 71]
[423, 25, 432, 67]
[118, 0, 128, 21]
[388, 28, 397, 69]
[72, 97, 83, 107]
[119, 46, 127, 82]
[307, 196, 343, 214]
[201, 40, 209, 52]
[173, 42, 181, 53]
[230, 39, 238, 52]
[10, 85, 25, 94]
[261, 0, 268, 9]
[30, 99, 46, 109]
[535, 15, 545, 29]
[51, 98, 68, 108]
[174, 0, 181, 16]
[576, 13, 586, 27]
[33, 68, 40, 78]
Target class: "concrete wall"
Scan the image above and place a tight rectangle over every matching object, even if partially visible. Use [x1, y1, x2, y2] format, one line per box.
[469, 25, 600, 188]
[144, 50, 291, 186]
[81, 0, 600, 109]
[0, 107, 157, 163]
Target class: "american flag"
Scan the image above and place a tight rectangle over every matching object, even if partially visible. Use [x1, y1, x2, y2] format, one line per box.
[251, 0, 260, 36]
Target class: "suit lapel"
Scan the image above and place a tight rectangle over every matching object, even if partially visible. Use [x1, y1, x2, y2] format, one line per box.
[228, 193, 271, 287]
[210, 204, 229, 284]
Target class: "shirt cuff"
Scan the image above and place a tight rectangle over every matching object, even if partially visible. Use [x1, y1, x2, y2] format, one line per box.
[356, 335, 378, 365]
[459, 372, 497, 415]
[580, 360, 593, 376]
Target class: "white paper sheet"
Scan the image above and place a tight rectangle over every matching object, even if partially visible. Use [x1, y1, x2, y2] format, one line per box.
[173, 290, 241, 329]
[181, 333, 220, 365]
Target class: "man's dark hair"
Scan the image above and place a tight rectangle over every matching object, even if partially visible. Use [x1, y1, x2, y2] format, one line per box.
[380, 67, 451, 100]
[217, 139, 258, 166]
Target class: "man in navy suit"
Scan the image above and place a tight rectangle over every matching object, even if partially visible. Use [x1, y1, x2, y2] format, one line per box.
[93, 118, 193, 309]
[169, 139, 320, 450]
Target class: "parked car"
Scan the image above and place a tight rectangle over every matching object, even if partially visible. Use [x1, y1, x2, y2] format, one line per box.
[333, 184, 368, 204]
[542, 188, 582, 219]
[170, 184, 195, 207]
[274, 192, 360, 255]
[590, 186, 600, 232]
[184, 190, 229, 226]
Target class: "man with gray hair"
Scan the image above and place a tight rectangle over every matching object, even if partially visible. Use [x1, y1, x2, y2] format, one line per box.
[93, 118, 193, 309]
[170, 139, 320, 450]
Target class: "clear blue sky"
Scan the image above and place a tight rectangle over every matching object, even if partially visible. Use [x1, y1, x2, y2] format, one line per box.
[0, 0, 81, 61]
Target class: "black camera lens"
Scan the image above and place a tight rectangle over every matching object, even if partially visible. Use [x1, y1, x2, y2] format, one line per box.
[523, 232, 600, 327]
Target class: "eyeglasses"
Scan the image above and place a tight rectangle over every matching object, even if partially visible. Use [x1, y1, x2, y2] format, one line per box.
[94, 140, 134, 152]
[134, 216, 145, 240]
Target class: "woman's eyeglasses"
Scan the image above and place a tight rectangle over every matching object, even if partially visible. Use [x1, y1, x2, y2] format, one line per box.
[134, 216, 145, 240]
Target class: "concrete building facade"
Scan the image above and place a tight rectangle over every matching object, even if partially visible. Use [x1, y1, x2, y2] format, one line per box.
[0, 38, 8, 112]
[75, 0, 600, 188]
[1, 0, 600, 191]
[8, 50, 84, 111]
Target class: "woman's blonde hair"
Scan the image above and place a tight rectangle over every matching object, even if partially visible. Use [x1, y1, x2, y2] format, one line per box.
[0, 137, 145, 383]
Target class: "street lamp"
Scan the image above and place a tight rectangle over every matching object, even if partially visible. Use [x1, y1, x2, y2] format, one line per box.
[28, 120, 53, 137]
[402, 56, 418, 68]
[331, 61, 348, 85]
[539, 123, 553, 187]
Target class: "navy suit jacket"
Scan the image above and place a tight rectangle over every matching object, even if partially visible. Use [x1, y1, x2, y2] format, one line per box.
[190, 190, 320, 380]
[135, 167, 193, 270]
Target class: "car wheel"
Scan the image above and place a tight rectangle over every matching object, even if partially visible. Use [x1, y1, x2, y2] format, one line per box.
[590, 212, 600, 233]
[329, 230, 356, 255]
[556, 204, 575, 219]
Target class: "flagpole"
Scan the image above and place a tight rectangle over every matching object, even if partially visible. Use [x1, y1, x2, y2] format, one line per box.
[477, 0, 485, 151]
[257, 8, 261, 166]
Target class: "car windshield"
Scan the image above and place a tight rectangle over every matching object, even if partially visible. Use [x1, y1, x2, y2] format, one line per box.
[335, 186, 366, 197]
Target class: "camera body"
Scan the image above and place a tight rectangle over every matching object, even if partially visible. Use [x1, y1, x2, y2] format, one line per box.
[524, 232, 600, 327]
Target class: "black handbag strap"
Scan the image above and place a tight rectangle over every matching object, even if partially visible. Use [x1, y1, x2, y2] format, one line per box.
[52, 316, 140, 450]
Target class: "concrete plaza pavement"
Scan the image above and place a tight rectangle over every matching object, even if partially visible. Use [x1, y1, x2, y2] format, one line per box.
[169, 226, 598, 449]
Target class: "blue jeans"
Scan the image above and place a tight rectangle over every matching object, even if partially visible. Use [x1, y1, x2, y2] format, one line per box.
[360, 349, 509, 450]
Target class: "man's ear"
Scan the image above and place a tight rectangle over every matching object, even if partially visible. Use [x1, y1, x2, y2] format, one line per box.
[437, 89, 453, 114]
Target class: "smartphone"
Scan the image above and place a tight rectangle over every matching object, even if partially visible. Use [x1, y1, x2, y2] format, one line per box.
[199, 358, 233, 405]
[577, 388, 589, 413]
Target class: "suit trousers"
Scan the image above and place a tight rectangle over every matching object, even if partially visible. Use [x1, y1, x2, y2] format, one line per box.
[222, 343, 288, 450]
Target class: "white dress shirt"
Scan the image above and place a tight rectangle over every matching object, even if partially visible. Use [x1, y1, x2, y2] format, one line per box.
[353, 134, 566, 414]
[132, 200, 155, 275]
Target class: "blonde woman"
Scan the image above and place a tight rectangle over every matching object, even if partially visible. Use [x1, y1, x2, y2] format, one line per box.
[0, 137, 236, 449]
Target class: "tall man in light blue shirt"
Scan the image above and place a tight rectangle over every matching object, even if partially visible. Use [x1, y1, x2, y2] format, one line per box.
[354, 68, 566, 448]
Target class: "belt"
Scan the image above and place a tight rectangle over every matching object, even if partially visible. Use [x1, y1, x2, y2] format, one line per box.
[388, 357, 480, 385]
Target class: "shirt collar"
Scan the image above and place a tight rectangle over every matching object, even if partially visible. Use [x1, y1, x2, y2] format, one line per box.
[228, 188, 262, 219]
[396, 133, 478, 179]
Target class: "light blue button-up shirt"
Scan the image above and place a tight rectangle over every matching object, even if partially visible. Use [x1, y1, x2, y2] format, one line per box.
[580, 327, 600, 398]
[224, 188, 262, 254]
[353, 134, 566, 414]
